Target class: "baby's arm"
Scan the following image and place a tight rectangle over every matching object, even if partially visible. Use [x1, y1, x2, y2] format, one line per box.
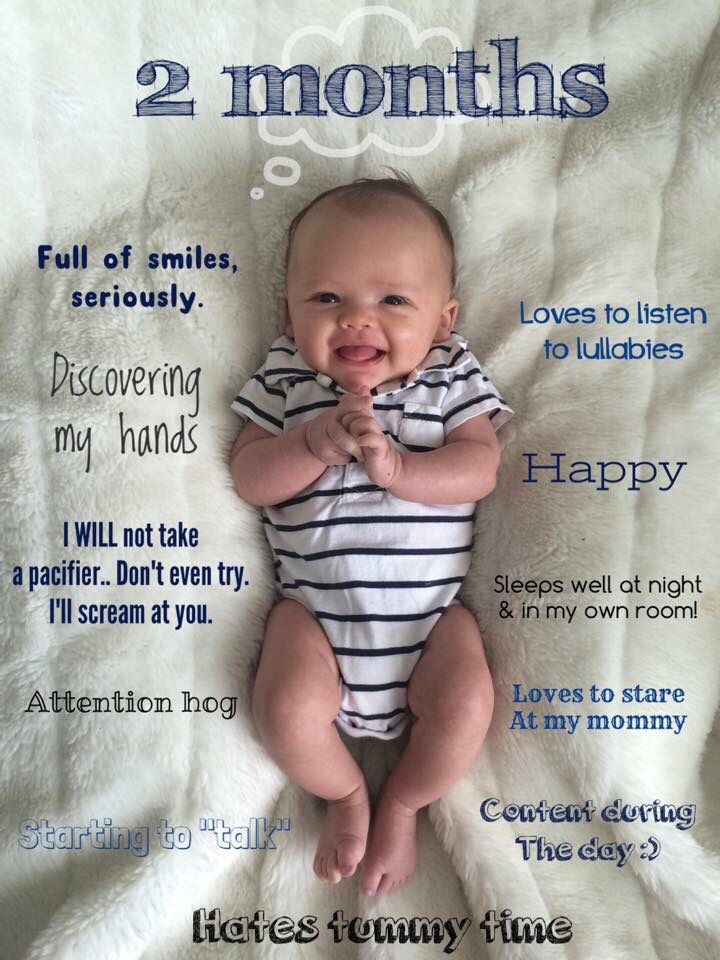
[230, 420, 326, 506]
[230, 394, 371, 506]
[344, 395, 500, 504]
[388, 415, 501, 503]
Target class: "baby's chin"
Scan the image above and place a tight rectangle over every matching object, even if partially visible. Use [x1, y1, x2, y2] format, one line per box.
[332, 360, 409, 394]
[333, 370, 384, 395]
[326, 356, 390, 394]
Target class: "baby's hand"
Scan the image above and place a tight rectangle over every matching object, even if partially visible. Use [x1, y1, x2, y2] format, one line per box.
[341, 388, 402, 488]
[305, 393, 371, 466]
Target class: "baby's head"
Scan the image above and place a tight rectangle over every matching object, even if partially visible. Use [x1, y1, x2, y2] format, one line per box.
[284, 176, 459, 393]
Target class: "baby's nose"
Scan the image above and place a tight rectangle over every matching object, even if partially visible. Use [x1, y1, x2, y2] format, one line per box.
[339, 304, 376, 328]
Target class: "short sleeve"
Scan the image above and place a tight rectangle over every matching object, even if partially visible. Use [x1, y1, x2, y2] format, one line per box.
[230, 358, 286, 436]
[442, 353, 514, 436]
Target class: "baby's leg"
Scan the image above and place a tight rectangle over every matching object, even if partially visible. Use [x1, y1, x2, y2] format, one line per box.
[252, 598, 370, 883]
[362, 605, 494, 895]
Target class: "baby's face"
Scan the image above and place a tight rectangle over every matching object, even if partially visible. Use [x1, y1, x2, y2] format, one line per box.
[285, 197, 458, 393]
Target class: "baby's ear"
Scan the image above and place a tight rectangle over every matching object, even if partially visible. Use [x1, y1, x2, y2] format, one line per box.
[435, 297, 459, 339]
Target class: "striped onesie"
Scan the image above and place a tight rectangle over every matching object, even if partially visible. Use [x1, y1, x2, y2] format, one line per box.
[232, 332, 513, 739]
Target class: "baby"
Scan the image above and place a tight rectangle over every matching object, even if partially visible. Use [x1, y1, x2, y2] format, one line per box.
[230, 176, 512, 895]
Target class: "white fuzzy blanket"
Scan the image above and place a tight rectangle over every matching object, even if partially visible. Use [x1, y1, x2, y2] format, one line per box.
[2, 1, 719, 958]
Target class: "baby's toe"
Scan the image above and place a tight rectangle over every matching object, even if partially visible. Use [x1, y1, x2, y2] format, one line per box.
[337, 838, 361, 877]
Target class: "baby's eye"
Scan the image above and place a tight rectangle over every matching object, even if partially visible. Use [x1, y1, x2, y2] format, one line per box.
[383, 295, 406, 306]
[314, 292, 339, 303]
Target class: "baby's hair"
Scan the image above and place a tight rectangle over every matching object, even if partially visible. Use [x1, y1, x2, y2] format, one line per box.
[285, 171, 456, 290]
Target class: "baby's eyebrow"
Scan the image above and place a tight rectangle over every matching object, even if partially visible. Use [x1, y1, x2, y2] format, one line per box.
[303, 280, 421, 292]
[375, 281, 421, 292]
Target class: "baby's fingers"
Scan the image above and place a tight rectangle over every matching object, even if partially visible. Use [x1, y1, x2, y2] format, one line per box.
[356, 431, 388, 455]
[327, 420, 364, 461]
[341, 411, 378, 435]
[337, 391, 374, 414]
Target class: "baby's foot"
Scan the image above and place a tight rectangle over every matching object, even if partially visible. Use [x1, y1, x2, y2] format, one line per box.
[361, 794, 417, 896]
[314, 783, 370, 884]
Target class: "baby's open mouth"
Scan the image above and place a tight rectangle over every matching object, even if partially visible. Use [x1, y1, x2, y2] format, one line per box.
[335, 345, 385, 363]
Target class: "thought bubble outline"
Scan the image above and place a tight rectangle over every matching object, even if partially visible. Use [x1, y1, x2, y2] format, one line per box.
[256, 5, 486, 158]
[263, 156, 301, 185]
